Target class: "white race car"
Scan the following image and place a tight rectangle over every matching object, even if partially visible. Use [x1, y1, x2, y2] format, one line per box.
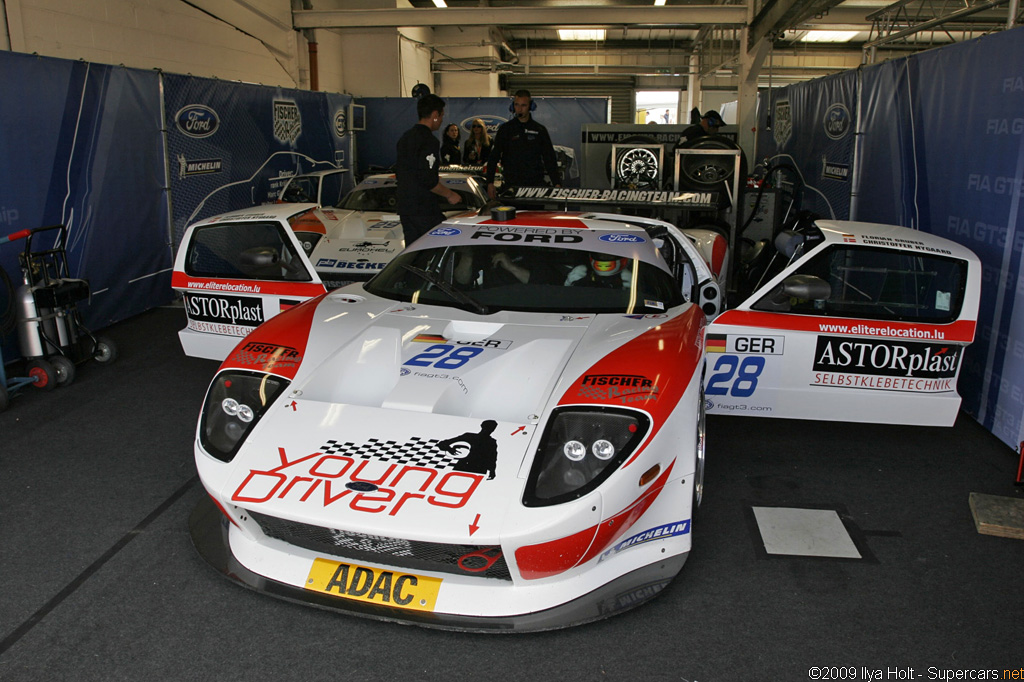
[183, 201, 980, 630]
[282, 172, 489, 287]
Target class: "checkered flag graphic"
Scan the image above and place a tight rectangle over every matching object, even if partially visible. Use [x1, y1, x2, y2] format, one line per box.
[577, 385, 609, 401]
[319, 437, 462, 469]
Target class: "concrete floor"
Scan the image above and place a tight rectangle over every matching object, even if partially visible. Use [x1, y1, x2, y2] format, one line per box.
[2, 307, 1022, 681]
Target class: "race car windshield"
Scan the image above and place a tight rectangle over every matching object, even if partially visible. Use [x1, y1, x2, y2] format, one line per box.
[365, 244, 684, 315]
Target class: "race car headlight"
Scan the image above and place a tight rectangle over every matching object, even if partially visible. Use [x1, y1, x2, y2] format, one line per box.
[199, 370, 290, 463]
[524, 407, 650, 507]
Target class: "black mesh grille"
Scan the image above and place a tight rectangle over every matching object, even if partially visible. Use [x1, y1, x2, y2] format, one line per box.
[247, 510, 511, 581]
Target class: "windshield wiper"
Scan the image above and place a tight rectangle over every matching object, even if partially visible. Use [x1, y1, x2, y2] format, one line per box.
[400, 264, 489, 315]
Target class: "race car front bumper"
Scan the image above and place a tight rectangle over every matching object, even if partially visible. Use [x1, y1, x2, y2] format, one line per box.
[189, 495, 688, 633]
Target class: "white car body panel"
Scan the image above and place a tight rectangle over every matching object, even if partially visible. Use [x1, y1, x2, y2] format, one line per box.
[705, 220, 981, 426]
[171, 204, 327, 361]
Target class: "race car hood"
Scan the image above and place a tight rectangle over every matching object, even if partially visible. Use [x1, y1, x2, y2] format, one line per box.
[208, 294, 697, 542]
[313, 208, 402, 238]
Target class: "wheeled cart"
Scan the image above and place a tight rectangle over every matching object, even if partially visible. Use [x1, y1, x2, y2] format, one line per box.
[5, 224, 117, 390]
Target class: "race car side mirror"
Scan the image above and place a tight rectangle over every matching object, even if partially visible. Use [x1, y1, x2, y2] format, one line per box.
[240, 247, 280, 267]
[754, 274, 831, 312]
[780, 274, 831, 302]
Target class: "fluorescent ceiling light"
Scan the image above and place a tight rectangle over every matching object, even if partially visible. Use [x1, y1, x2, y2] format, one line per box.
[654, 0, 666, 5]
[558, 29, 606, 41]
[800, 30, 858, 42]
[432, 0, 447, 6]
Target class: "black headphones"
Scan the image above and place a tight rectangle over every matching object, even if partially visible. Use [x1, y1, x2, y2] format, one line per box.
[509, 97, 538, 113]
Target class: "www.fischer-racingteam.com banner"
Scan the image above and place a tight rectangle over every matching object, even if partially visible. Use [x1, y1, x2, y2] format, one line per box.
[510, 186, 719, 208]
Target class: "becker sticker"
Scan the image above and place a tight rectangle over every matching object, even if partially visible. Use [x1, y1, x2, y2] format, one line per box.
[812, 335, 962, 392]
[577, 374, 660, 404]
[315, 259, 387, 271]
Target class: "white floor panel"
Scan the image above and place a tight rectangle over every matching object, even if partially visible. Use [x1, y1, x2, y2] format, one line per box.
[752, 506, 862, 559]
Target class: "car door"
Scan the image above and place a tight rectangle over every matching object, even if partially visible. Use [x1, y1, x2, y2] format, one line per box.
[172, 217, 327, 361]
[704, 236, 980, 427]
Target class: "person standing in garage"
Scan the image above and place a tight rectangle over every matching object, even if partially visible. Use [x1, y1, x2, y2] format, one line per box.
[485, 89, 561, 199]
[396, 94, 461, 244]
[677, 109, 725, 145]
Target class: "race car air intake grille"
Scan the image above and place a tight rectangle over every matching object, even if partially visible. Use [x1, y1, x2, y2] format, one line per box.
[246, 510, 512, 581]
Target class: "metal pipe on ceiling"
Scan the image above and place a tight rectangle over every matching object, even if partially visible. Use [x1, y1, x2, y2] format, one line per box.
[293, 6, 748, 29]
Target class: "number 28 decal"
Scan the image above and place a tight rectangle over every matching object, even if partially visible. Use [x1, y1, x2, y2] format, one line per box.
[706, 355, 765, 398]
[405, 344, 482, 370]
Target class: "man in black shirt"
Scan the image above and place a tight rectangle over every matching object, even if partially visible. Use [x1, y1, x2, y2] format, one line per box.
[676, 109, 725, 146]
[485, 90, 561, 199]
[395, 94, 461, 244]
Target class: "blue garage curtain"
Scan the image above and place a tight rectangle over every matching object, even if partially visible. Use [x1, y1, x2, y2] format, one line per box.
[755, 70, 858, 221]
[163, 74, 354, 246]
[0, 51, 169, 352]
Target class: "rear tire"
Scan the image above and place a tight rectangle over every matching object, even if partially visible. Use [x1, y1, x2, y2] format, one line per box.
[50, 355, 76, 387]
[693, 387, 707, 511]
[93, 336, 118, 364]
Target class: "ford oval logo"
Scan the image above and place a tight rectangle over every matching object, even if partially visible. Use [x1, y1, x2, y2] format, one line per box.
[175, 104, 220, 138]
[599, 233, 646, 244]
[824, 103, 851, 140]
[459, 115, 507, 135]
[345, 481, 379, 492]
[430, 227, 461, 237]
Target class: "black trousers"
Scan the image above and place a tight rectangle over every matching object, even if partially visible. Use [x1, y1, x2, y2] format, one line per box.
[399, 212, 445, 246]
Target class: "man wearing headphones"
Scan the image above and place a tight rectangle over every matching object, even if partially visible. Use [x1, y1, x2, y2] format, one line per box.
[395, 93, 461, 244]
[485, 89, 561, 199]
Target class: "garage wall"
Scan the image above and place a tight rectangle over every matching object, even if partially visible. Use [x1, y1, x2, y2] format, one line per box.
[3, 0, 303, 87]
[0, 47, 354, 363]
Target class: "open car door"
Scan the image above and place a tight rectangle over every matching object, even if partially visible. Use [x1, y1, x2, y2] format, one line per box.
[171, 207, 328, 361]
[704, 220, 981, 427]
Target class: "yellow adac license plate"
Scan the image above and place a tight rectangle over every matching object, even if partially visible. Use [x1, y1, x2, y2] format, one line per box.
[305, 558, 442, 612]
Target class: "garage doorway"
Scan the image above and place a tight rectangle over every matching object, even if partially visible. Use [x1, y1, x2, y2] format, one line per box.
[635, 90, 680, 126]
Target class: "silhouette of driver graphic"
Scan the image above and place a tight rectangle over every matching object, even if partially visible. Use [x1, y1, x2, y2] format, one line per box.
[436, 420, 498, 480]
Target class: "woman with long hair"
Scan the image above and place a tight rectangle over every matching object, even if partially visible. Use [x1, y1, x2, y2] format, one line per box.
[462, 118, 491, 166]
[440, 123, 461, 166]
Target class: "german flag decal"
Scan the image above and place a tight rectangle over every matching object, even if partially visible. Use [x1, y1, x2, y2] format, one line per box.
[412, 334, 447, 344]
[706, 334, 727, 353]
